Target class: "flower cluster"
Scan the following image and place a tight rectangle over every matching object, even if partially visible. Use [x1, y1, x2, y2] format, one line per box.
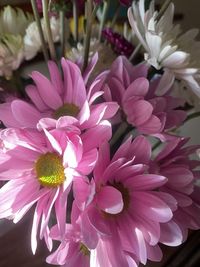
[0, 1, 200, 267]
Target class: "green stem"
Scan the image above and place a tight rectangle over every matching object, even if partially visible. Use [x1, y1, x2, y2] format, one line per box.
[185, 111, 200, 123]
[31, 0, 49, 62]
[98, 0, 110, 42]
[110, 122, 129, 147]
[82, 0, 93, 72]
[129, 43, 141, 61]
[42, 0, 57, 61]
[60, 10, 65, 57]
[73, 0, 79, 42]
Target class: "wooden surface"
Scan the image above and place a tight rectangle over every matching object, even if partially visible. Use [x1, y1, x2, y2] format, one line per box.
[0, 214, 200, 267]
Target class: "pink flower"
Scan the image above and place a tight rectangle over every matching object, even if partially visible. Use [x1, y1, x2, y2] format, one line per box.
[74, 136, 173, 265]
[46, 203, 91, 267]
[0, 120, 109, 253]
[0, 57, 118, 130]
[47, 201, 139, 267]
[103, 56, 186, 137]
[151, 138, 200, 244]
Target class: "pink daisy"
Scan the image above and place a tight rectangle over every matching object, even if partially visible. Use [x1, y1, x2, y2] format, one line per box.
[0, 57, 118, 130]
[46, 203, 91, 267]
[74, 136, 173, 265]
[0, 118, 110, 254]
[47, 200, 139, 267]
[102, 56, 186, 136]
[151, 137, 200, 244]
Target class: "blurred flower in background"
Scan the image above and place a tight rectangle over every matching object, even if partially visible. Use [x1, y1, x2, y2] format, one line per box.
[0, 6, 33, 78]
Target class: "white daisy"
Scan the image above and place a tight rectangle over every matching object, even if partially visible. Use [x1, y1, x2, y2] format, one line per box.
[128, 0, 200, 97]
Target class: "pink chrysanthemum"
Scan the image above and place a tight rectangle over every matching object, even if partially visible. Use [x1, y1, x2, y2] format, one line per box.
[102, 56, 186, 137]
[46, 203, 91, 267]
[74, 136, 174, 265]
[47, 201, 139, 267]
[0, 118, 111, 253]
[151, 137, 200, 244]
[0, 57, 118, 130]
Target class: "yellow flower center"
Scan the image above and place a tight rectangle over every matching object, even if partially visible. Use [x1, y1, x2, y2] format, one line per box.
[79, 243, 90, 256]
[35, 152, 65, 187]
[53, 103, 80, 119]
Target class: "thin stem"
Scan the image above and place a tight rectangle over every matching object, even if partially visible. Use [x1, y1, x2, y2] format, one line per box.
[185, 111, 200, 123]
[60, 10, 65, 57]
[73, 0, 79, 42]
[82, 0, 93, 72]
[42, 0, 57, 61]
[156, 0, 173, 21]
[129, 43, 141, 61]
[110, 122, 129, 147]
[98, 0, 110, 41]
[31, 0, 49, 62]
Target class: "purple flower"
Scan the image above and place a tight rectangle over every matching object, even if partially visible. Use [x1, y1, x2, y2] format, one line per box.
[151, 137, 200, 244]
[102, 28, 134, 57]
[120, 0, 132, 6]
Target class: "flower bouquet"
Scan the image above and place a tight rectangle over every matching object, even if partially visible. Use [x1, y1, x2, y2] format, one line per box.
[0, 0, 200, 266]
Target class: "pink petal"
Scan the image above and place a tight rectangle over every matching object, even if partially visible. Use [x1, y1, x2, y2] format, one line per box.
[63, 135, 82, 168]
[162, 167, 194, 187]
[123, 77, 149, 101]
[31, 195, 48, 254]
[160, 221, 183, 246]
[61, 59, 86, 107]
[11, 100, 42, 128]
[126, 174, 167, 191]
[40, 188, 59, 239]
[26, 84, 49, 112]
[87, 207, 111, 235]
[81, 211, 99, 249]
[97, 186, 124, 214]
[129, 135, 152, 164]
[77, 148, 98, 175]
[44, 128, 62, 154]
[124, 100, 153, 126]
[112, 136, 132, 161]
[138, 114, 162, 134]
[146, 244, 163, 262]
[48, 61, 64, 94]
[31, 71, 62, 109]
[93, 142, 110, 182]
[0, 102, 20, 127]
[133, 191, 173, 223]
[82, 121, 112, 152]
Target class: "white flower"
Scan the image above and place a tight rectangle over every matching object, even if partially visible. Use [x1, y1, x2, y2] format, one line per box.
[0, 6, 33, 78]
[128, 0, 200, 97]
[24, 16, 61, 60]
[0, 35, 24, 78]
[0, 5, 33, 35]
[67, 38, 116, 77]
